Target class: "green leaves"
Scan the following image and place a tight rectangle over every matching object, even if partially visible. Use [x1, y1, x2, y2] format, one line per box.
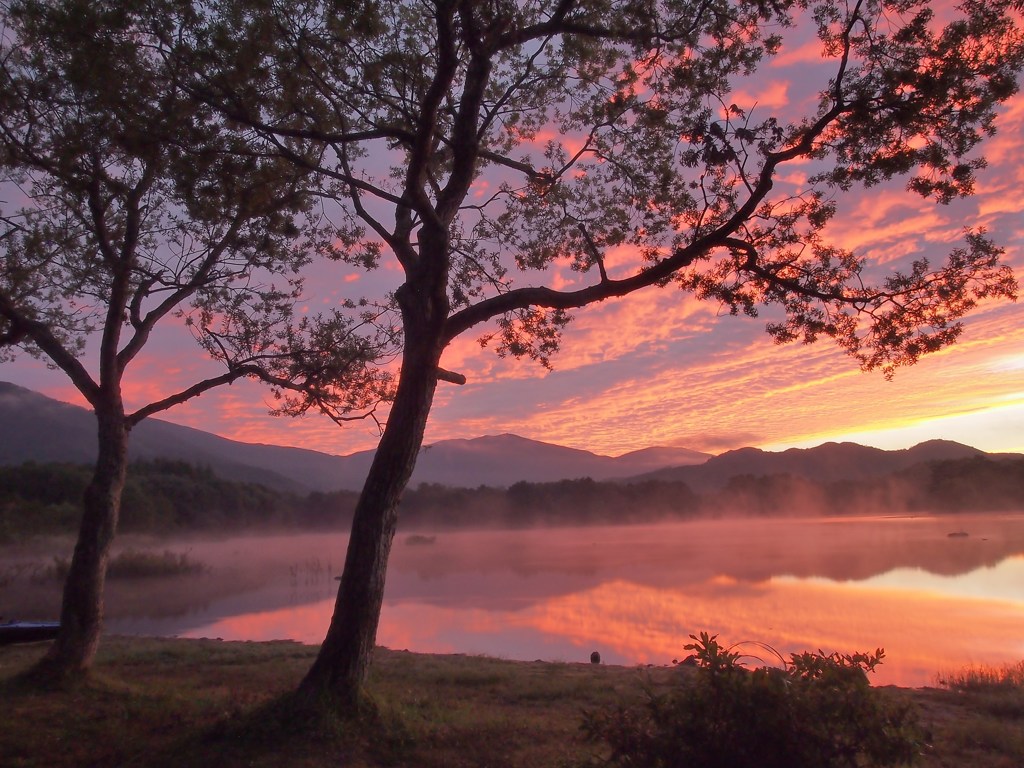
[162, 0, 1024, 386]
[0, 0, 395, 424]
[581, 632, 922, 768]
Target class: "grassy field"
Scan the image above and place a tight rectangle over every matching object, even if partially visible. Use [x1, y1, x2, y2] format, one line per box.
[1, 637, 1022, 767]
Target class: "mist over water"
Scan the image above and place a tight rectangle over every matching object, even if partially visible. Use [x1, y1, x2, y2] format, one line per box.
[4, 514, 1023, 686]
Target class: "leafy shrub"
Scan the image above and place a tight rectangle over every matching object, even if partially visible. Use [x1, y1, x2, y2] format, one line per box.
[580, 632, 922, 768]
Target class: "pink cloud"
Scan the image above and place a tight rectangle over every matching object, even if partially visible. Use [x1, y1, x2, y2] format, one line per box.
[472, 179, 492, 199]
[770, 39, 824, 68]
[429, 297, 1024, 457]
[728, 79, 790, 111]
[823, 190, 954, 264]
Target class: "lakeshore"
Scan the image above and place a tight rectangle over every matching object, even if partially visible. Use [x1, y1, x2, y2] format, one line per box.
[1, 636, 1021, 767]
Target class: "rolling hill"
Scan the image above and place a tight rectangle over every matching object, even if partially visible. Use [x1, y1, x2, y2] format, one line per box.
[632, 440, 997, 490]
[0, 382, 711, 492]
[3, 381, 1015, 496]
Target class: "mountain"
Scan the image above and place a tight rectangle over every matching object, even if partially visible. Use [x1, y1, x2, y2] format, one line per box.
[0, 382, 711, 492]
[632, 440, 994, 491]
[5, 380, 1013, 496]
[410, 434, 710, 487]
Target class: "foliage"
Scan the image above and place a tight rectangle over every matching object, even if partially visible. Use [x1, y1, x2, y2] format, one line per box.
[398, 477, 701, 528]
[124, 0, 1024, 700]
[909, 457, 1024, 513]
[0, 460, 357, 538]
[2, 636, 1021, 768]
[0, 0, 396, 671]
[0, 0, 395, 416]
[185, 0, 1024, 374]
[5, 0, 1023, 689]
[580, 632, 923, 768]
[2, 454, 1022, 540]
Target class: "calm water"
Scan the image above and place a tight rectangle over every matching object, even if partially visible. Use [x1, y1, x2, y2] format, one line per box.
[105, 514, 1024, 687]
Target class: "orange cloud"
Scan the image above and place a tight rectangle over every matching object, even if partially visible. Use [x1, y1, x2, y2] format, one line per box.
[428, 292, 1024, 456]
[8, 49, 1022, 463]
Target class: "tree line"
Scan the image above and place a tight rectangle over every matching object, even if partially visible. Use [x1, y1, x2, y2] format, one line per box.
[0, 460, 357, 540]
[4, 455, 1021, 541]
[397, 456, 1024, 523]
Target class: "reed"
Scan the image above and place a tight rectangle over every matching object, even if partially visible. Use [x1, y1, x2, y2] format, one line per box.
[50, 549, 206, 580]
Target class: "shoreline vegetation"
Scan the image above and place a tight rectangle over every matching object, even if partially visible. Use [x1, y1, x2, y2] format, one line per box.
[0, 636, 1022, 767]
[2, 455, 1024, 541]
[3, 460, 1022, 764]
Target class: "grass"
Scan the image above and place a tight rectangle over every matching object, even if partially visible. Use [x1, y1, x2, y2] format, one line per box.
[939, 660, 1024, 690]
[50, 549, 206, 580]
[936, 662, 1024, 722]
[0, 637, 1022, 767]
[921, 662, 1024, 765]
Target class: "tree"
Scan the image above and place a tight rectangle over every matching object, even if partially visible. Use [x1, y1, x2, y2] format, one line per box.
[183, 0, 1022, 708]
[0, 0, 395, 677]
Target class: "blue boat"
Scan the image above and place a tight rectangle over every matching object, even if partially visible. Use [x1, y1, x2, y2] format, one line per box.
[0, 620, 60, 645]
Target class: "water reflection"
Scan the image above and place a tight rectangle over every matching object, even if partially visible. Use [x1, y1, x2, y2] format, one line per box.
[105, 515, 1024, 687]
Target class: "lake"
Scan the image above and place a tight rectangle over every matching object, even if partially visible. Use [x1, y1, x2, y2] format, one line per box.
[91, 514, 1024, 687]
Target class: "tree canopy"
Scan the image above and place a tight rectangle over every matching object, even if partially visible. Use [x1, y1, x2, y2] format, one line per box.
[0, 0, 395, 420]
[182, 0, 1019, 378]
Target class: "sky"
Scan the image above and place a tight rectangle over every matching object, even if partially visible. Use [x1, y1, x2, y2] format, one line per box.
[3, 11, 1024, 460]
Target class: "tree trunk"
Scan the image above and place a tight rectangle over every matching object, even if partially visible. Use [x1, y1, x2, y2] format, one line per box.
[36, 404, 129, 679]
[297, 292, 445, 709]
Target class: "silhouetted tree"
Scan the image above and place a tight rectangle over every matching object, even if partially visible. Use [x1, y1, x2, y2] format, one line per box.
[0, 0, 396, 678]
[179, 0, 1022, 708]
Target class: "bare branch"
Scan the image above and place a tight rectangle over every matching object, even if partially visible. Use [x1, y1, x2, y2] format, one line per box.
[436, 366, 467, 385]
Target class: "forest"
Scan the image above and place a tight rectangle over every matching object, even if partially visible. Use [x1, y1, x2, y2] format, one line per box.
[2, 454, 1022, 540]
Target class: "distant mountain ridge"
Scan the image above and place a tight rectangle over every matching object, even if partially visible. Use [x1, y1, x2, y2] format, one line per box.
[634, 439, 1006, 491]
[2, 381, 1015, 495]
[0, 382, 710, 492]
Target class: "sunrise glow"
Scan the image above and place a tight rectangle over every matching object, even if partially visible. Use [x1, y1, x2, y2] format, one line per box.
[3, 20, 1023, 461]
[174, 552, 1024, 688]
[106, 520, 1023, 690]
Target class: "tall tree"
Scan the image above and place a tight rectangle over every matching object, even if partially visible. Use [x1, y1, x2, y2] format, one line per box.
[0, 0, 395, 677]
[188, 0, 1022, 708]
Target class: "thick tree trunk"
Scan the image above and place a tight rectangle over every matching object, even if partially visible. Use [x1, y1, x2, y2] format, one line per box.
[36, 404, 129, 679]
[297, 288, 445, 709]
[297, 342, 441, 707]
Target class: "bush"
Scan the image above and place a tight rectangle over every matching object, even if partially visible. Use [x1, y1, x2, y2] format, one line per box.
[580, 632, 922, 768]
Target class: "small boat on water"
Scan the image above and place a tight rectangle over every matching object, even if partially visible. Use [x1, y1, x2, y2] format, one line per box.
[0, 620, 60, 645]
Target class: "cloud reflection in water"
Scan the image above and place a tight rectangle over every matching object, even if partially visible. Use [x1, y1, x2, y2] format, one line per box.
[167, 517, 1024, 687]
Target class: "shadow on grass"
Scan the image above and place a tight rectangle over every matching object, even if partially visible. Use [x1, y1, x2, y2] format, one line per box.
[4, 655, 110, 697]
[0, 643, 399, 768]
[139, 689, 417, 768]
